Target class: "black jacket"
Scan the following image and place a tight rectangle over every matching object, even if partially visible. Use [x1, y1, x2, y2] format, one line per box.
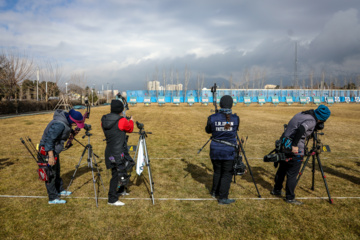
[101, 113, 127, 169]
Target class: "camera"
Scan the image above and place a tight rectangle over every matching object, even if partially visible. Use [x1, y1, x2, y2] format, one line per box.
[136, 121, 144, 130]
[84, 124, 92, 131]
[315, 122, 324, 131]
[263, 153, 286, 162]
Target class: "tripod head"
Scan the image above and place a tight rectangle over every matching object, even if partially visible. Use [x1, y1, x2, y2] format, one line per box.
[82, 124, 93, 138]
[136, 121, 152, 137]
[306, 129, 330, 155]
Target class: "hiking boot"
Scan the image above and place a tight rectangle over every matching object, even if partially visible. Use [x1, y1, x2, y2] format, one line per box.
[218, 198, 235, 205]
[285, 199, 303, 205]
[48, 199, 66, 204]
[108, 201, 125, 206]
[270, 190, 284, 196]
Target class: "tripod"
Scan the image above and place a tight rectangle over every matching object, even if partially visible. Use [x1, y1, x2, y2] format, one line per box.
[133, 122, 155, 205]
[198, 134, 262, 198]
[296, 130, 333, 204]
[66, 129, 105, 207]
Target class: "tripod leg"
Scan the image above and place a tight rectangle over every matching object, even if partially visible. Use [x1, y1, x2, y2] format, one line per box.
[296, 154, 311, 185]
[133, 137, 141, 160]
[143, 137, 155, 205]
[88, 145, 98, 207]
[311, 155, 316, 191]
[240, 144, 261, 198]
[66, 145, 88, 192]
[92, 151, 106, 193]
[316, 154, 333, 204]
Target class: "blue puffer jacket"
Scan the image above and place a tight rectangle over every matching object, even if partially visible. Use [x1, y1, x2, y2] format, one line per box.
[205, 112, 239, 160]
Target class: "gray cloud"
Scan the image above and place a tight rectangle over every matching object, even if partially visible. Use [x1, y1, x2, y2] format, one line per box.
[0, 0, 359, 90]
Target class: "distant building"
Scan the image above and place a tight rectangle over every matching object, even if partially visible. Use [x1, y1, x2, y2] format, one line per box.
[264, 84, 277, 89]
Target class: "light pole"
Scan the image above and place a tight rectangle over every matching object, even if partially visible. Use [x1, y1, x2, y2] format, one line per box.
[92, 84, 95, 106]
[107, 82, 109, 103]
[36, 68, 39, 101]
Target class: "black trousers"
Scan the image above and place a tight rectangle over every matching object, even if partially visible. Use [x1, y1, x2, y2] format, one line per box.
[45, 155, 65, 201]
[211, 159, 233, 199]
[108, 167, 119, 203]
[274, 157, 303, 200]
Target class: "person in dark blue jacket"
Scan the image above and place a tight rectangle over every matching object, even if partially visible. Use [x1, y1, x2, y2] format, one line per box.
[39, 109, 84, 204]
[205, 95, 239, 205]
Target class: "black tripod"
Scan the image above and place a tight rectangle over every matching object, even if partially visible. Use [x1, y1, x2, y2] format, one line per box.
[198, 134, 262, 198]
[133, 121, 155, 205]
[66, 129, 105, 207]
[296, 130, 333, 204]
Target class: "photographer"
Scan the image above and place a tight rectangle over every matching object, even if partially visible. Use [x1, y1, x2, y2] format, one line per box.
[39, 109, 85, 204]
[101, 100, 135, 206]
[271, 104, 331, 205]
[205, 95, 239, 205]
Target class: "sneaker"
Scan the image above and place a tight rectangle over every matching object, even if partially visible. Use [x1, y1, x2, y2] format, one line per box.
[48, 199, 66, 204]
[108, 201, 125, 206]
[270, 190, 284, 196]
[118, 190, 130, 196]
[59, 191, 72, 197]
[218, 199, 235, 205]
[285, 199, 303, 205]
[210, 191, 218, 199]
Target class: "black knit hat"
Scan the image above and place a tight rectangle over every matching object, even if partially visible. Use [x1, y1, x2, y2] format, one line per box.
[220, 95, 233, 109]
[111, 100, 124, 114]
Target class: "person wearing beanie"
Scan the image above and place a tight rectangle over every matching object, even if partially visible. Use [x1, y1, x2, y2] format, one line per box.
[38, 109, 85, 204]
[271, 104, 331, 205]
[205, 95, 243, 205]
[101, 99, 135, 206]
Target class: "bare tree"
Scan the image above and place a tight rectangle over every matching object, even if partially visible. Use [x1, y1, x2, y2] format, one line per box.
[162, 69, 166, 95]
[184, 65, 191, 100]
[0, 49, 34, 101]
[68, 72, 87, 102]
[39, 60, 64, 100]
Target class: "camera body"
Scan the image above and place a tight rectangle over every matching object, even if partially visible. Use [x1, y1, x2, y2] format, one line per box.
[84, 124, 92, 131]
[263, 152, 286, 162]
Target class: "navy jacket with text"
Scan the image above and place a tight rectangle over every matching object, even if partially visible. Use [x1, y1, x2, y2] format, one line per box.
[205, 112, 239, 160]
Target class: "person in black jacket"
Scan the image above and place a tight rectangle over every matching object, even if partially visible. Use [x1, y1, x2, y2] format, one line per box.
[271, 105, 331, 205]
[205, 95, 239, 205]
[101, 100, 135, 206]
[39, 109, 85, 204]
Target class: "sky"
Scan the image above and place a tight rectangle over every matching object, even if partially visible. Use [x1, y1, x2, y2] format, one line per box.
[1, 0, 360, 91]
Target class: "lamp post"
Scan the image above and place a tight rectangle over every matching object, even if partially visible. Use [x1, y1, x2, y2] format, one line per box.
[92, 84, 95, 106]
[36, 68, 39, 101]
[107, 82, 109, 103]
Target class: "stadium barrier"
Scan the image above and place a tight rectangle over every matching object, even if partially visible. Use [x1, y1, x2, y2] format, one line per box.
[126, 89, 360, 104]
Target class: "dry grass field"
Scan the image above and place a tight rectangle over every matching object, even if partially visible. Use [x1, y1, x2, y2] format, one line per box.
[0, 102, 359, 239]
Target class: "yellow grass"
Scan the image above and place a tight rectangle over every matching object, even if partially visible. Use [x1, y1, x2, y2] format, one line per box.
[0, 102, 359, 239]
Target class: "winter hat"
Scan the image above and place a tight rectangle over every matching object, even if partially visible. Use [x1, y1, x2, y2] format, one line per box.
[111, 99, 124, 114]
[69, 109, 85, 128]
[314, 105, 331, 121]
[220, 95, 233, 109]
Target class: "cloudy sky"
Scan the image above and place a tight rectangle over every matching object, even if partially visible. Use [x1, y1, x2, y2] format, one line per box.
[1, 0, 360, 91]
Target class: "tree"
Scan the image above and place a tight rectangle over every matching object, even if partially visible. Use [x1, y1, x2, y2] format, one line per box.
[38, 60, 64, 100]
[0, 49, 34, 100]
